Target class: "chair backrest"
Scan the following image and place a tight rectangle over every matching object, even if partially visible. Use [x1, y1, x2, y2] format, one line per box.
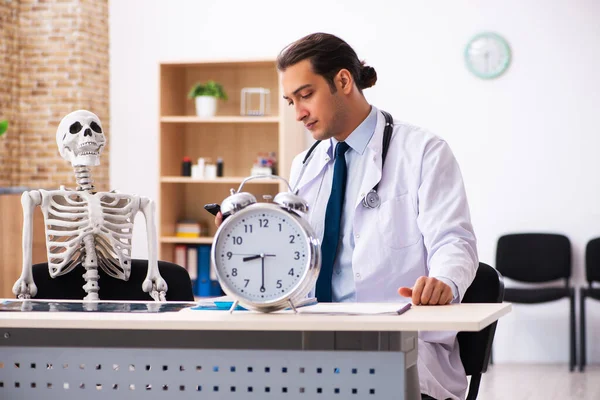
[586, 238, 600, 284]
[31, 259, 194, 301]
[458, 262, 504, 377]
[496, 233, 571, 283]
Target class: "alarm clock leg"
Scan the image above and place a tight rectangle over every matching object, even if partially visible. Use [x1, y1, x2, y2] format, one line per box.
[228, 300, 240, 314]
[288, 299, 298, 314]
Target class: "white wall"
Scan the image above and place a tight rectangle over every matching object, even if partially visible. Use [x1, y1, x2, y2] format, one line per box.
[109, 0, 600, 363]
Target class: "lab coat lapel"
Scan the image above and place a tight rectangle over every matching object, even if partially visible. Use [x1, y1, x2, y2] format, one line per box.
[354, 111, 385, 209]
[294, 141, 331, 192]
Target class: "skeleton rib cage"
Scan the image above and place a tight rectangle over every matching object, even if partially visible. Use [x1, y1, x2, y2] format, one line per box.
[40, 189, 139, 280]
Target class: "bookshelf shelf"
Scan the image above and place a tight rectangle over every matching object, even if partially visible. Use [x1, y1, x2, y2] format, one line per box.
[160, 116, 280, 124]
[160, 236, 214, 244]
[160, 177, 280, 184]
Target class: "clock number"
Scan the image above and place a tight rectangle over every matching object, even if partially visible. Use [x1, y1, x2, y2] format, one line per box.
[226, 251, 232, 260]
[294, 251, 300, 260]
[288, 268, 294, 276]
[278, 223, 282, 232]
[244, 279, 250, 288]
[259, 219, 269, 228]
[244, 224, 253, 233]
[232, 268, 238, 277]
[276, 280, 282, 289]
[232, 236, 243, 245]
[289, 235, 295, 244]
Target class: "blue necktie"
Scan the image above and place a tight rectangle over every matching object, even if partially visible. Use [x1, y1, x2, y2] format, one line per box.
[316, 141, 350, 302]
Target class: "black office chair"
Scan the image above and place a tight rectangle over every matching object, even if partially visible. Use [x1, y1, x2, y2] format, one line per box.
[580, 238, 600, 372]
[495, 233, 575, 371]
[457, 262, 504, 400]
[29, 259, 194, 301]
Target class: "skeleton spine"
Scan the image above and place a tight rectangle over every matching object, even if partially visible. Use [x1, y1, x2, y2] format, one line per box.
[82, 235, 100, 300]
[74, 165, 95, 192]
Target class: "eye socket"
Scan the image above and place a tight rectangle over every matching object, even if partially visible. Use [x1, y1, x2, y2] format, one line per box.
[90, 121, 102, 133]
[69, 122, 83, 134]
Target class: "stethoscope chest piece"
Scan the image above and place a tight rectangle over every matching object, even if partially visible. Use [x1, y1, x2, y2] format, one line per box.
[362, 190, 381, 209]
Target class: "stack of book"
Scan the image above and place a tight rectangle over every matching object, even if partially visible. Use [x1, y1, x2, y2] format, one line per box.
[174, 244, 222, 297]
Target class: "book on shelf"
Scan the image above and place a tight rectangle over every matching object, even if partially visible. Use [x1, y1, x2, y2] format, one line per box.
[175, 244, 223, 298]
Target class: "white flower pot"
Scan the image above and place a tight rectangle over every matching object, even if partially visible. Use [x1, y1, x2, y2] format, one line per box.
[195, 96, 217, 117]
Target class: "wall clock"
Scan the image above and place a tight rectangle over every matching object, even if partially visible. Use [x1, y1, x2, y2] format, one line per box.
[465, 32, 511, 79]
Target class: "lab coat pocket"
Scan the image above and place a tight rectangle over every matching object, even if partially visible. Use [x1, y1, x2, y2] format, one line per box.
[377, 193, 421, 250]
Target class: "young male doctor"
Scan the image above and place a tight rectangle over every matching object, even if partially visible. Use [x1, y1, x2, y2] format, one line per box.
[216, 32, 478, 400]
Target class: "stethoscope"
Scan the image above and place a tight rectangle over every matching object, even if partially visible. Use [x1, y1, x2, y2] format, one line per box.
[292, 110, 394, 209]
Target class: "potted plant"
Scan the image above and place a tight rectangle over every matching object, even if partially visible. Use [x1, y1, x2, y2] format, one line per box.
[0, 119, 7, 137]
[188, 80, 228, 117]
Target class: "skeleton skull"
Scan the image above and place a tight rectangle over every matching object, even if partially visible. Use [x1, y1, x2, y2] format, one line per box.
[56, 110, 106, 167]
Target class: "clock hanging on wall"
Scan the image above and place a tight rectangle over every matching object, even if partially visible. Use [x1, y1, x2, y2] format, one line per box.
[464, 32, 511, 79]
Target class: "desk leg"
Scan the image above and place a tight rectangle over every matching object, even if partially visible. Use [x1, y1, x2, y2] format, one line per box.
[406, 362, 420, 400]
[303, 330, 420, 400]
[391, 330, 419, 400]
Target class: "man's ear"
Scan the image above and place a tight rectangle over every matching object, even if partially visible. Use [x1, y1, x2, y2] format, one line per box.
[335, 69, 354, 94]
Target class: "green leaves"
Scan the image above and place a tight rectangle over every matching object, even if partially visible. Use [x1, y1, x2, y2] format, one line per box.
[0, 120, 7, 137]
[188, 80, 228, 100]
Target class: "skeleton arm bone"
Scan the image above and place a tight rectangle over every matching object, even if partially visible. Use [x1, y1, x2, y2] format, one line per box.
[13, 191, 42, 298]
[139, 197, 167, 301]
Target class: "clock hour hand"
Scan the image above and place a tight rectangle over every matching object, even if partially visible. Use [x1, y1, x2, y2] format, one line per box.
[243, 253, 277, 262]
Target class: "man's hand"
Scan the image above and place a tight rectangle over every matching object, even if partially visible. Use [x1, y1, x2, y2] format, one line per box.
[398, 276, 453, 305]
[214, 211, 223, 228]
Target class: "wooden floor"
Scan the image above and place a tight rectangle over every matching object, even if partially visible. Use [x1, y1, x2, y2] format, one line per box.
[477, 364, 600, 400]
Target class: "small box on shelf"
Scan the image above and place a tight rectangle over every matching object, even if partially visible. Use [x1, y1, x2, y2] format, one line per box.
[191, 157, 222, 180]
[250, 151, 277, 176]
[240, 87, 271, 116]
[175, 219, 208, 238]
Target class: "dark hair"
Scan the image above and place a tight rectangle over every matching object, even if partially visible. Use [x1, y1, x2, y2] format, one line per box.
[277, 33, 377, 93]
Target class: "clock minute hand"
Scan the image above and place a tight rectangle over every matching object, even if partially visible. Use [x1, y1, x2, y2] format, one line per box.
[260, 256, 265, 292]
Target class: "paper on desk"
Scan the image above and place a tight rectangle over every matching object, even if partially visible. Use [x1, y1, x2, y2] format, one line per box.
[295, 302, 411, 315]
[191, 296, 317, 311]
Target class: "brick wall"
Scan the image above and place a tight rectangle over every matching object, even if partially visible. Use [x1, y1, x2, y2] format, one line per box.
[0, 0, 109, 191]
[0, 2, 20, 187]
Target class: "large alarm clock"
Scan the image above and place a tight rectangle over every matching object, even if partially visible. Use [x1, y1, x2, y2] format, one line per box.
[211, 175, 321, 313]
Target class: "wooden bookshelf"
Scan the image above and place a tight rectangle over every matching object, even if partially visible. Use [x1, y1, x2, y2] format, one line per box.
[158, 59, 305, 261]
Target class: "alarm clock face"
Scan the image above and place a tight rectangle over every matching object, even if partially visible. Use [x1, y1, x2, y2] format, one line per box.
[213, 203, 316, 306]
[465, 32, 511, 79]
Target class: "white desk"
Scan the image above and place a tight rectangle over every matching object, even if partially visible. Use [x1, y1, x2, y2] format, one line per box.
[0, 301, 511, 400]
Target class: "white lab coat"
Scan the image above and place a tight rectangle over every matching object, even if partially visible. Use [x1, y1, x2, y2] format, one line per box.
[289, 109, 478, 400]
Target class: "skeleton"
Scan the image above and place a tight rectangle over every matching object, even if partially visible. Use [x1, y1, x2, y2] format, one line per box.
[13, 110, 168, 301]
